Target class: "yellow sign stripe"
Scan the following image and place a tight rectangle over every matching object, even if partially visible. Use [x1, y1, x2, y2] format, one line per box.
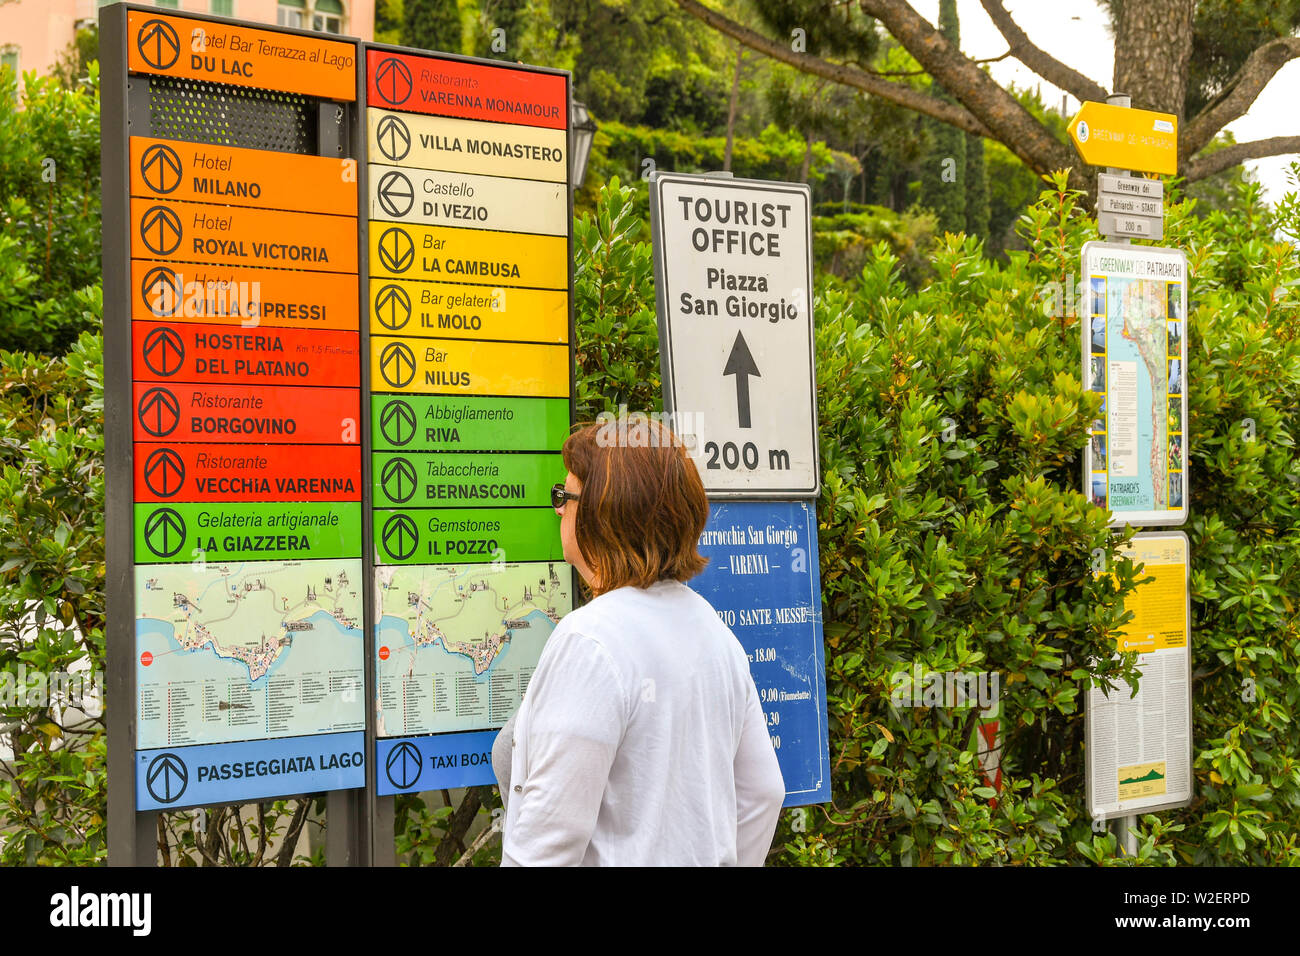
[370, 335, 569, 397]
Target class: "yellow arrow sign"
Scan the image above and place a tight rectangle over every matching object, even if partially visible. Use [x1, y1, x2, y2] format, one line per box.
[1068, 101, 1177, 176]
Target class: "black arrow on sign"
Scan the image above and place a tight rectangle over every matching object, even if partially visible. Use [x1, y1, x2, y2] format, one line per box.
[722, 331, 761, 429]
[137, 18, 180, 71]
[376, 170, 414, 218]
[140, 143, 183, 194]
[142, 326, 185, 377]
[375, 115, 411, 162]
[139, 204, 183, 256]
[379, 342, 416, 389]
[380, 457, 418, 504]
[141, 266, 182, 317]
[137, 386, 180, 438]
[143, 447, 186, 498]
[377, 227, 414, 274]
[374, 283, 412, 331]
[374, 57, 412, 106]
[143, 507, 187, 559]
[381, 513, 419, 562]
[379, 400, 416, 446]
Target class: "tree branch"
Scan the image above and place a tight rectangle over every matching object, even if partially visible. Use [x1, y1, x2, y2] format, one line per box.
[1184, 135, 1300, 181]
[1182, 36, 1300, 159]
[671, 0, 993, 136]
[856, 0, 1080, 183]
[978, 0, 1108, 105]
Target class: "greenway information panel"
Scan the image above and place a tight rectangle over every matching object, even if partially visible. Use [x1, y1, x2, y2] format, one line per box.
[1082, 242, 1188, 527]
[363, 47, 575, 796]
[105, 5, 367, 813]
[1087, 532, 1193, 819]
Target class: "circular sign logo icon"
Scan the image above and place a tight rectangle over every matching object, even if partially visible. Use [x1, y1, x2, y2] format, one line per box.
[137, 18, 181, 71]
[381, 513, 419, 562]
[143, 507, 187, 559]
[140, 143, 183, 194]
[142, 265, 182, 317]
[374, 283, 412, 332]
[385, 741, 422, 790]
[375, 115, 412, 162]
[145, 752, 189, 804]
[379, 400, 416, 446]
[142, 326, 186, 377]
[140, 651, 154, 667]
[1076, 119, 1090, 143]
[380, 457, 418, 504]
[139, 204, 183, 256]
[376, 170, 415, 218]
[377, 226, 415, 274]
[378, 342, 417, 389]
[137, 386, 180, 438]
[378, 646, 390, 661]
[375, 57, 413, 106]
[143, 447, 186, 498]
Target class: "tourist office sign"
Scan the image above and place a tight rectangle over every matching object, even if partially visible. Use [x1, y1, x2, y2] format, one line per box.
[104, 3, 577, 856]
[649, 172, 820, 499]
[1081, 242, 1189, 527]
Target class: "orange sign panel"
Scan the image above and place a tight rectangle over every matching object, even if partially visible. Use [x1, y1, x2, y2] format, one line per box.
[130, 137, 357, 215]
[132, 382, 360, 445]
[131, 198, 358, 273]
[130, 261, 359, 331]
[127, 10, 357, 101]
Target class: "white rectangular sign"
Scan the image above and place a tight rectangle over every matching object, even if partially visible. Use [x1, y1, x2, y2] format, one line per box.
[1100, 194, 1163, 217]
[1087, 532, 1193, 820]
[1098, 173, 1164, 199]
[650, 172, 818, 497]
[1082, 241, 1188, 527]
[368, 163, 567, 235]
[1099, 211, 1163, 240]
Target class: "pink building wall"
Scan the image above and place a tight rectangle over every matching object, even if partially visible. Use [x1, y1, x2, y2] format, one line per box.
[0, 1, 374, 78]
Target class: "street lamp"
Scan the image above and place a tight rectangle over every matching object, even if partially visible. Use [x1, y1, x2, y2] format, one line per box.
[569, 100, 598, 191]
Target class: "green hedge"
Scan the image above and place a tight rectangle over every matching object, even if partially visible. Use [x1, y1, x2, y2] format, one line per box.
[2, 65, 1297, 864]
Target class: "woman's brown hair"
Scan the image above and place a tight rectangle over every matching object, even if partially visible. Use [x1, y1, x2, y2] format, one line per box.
[561, 416, 708, 594]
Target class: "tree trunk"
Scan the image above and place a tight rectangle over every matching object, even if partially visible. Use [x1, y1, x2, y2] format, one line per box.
[723, 44, 744, 171]
[1111, 0, 1195, 117]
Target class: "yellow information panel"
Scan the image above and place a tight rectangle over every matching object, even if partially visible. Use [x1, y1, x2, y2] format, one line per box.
[1086, 531, 1192, 820]
[368, 279, 567, 343]
[369, 221, 567, 288]
[367, 108, 567, 182]
[1113, 533, 1188, 653]
[370, 335, 569, 397]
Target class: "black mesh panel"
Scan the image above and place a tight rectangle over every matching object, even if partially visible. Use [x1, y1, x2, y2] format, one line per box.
[148, 75, 318, 154]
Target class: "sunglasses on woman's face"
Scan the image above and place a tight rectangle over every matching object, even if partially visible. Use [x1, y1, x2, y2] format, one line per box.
[550, 483, 581, 510]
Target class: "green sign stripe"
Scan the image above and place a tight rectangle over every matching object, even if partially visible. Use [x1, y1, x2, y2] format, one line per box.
[372, 452, 565, 508]
[134, 502, 361, 564]
[373, 507, 563, 565]
[369, 395, 570, 452]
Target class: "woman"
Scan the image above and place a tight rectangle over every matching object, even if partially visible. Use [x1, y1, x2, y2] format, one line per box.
[493, 417, 786, 866]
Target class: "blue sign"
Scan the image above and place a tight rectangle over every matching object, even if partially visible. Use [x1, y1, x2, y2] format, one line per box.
[376, 729, 497, 796]
[136, 731, 364, 810]
[688, 500, 830, 806]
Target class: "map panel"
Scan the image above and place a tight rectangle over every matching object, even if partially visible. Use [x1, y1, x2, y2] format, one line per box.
[1083, 242, 1187, 527]
[135, 559, 365, 749]
[374, 561, 572, 737]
